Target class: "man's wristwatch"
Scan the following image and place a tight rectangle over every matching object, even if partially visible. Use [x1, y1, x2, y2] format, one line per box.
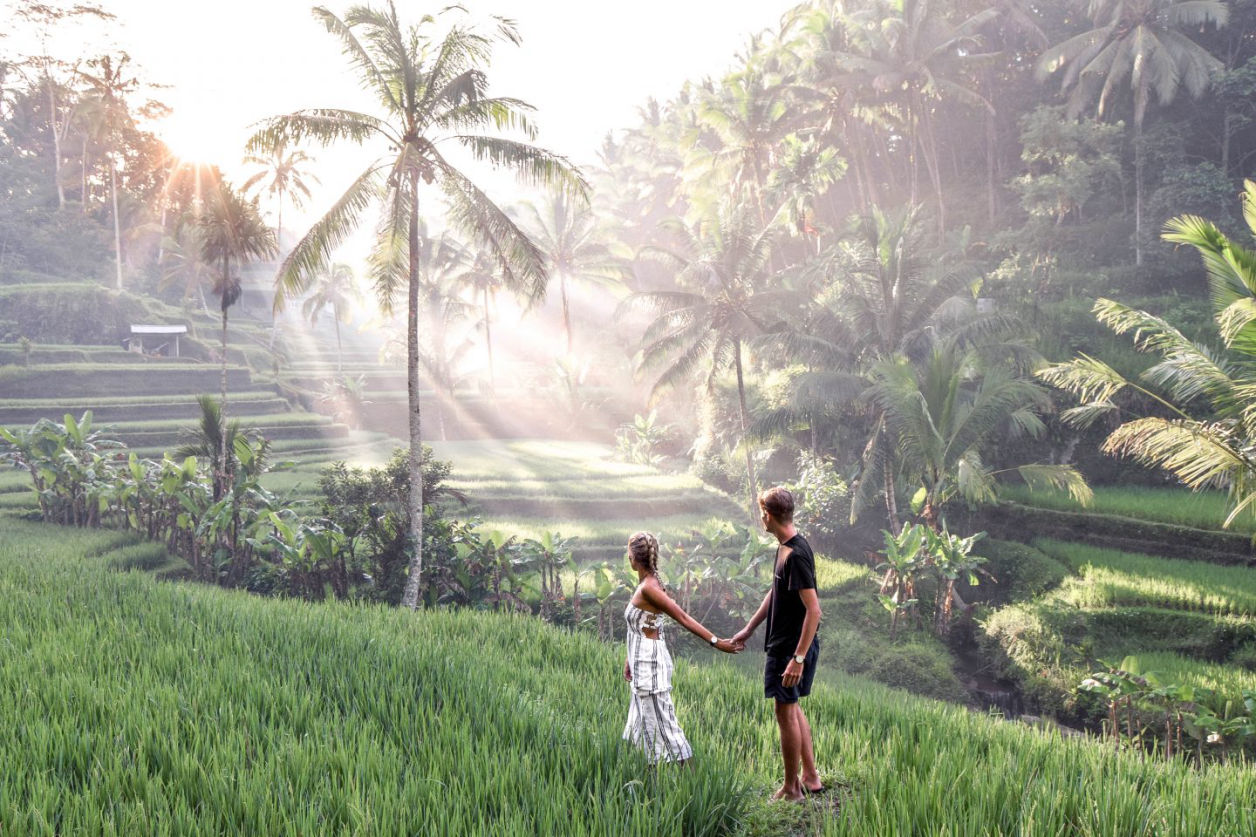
[709, 635, 718, 646]
[792, 653, 806, 665]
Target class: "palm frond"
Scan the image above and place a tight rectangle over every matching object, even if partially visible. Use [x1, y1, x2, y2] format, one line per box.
[313, 5, 402, 114]
[1037, 353, 1133, 404]
[452, 135, 586, 199]
[1015, 463, 1093, 506]
[274, 164, 383, 310]
[435, 158, 549, 304]
[1102, 416, 1249, 491]
[247, 109, 394, 153]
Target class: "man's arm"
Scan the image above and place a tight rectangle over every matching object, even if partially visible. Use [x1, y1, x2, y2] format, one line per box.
[781, 588, 822, 687]
[731, 589, 772, 648]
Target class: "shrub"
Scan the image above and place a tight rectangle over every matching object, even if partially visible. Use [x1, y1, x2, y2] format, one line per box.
[867, 640, 970, 703]
[963, 539, 1067, 605]
[788, 451, 851, 551]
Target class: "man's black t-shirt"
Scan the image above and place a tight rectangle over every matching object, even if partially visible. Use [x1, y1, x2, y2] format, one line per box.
[764, 533, 818, 657]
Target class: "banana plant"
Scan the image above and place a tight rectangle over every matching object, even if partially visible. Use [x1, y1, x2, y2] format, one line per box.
[876, 523, 929, 638]
[924, 526, 987, 635]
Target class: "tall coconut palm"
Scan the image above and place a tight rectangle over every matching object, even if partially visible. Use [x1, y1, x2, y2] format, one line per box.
[1036, 0, 1228, 265]
[835, 0, 1000, 231]
[753, 205, 1028, 529]
[462, 252, 502, 390]
[868, 345, 1091, 533]
[199, 182, 276, 472]
[632, 198, 790, 521]
[301, 262, 361, 372]
[690, 55, 794, 222]
[242, 141, 319, 253]
[519, 191, 624, 356]
[77, 52, 138, 290]
[248, 3, 584, 609]
[1041, 180, 1256, 528]
[159, 219, 216, 315]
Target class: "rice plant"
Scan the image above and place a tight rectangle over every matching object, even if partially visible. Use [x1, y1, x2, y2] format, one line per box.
[1034, 539, 1256, 617]
[4, 513, 1256, 835]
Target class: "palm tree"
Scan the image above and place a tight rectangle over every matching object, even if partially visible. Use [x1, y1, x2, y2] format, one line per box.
[868, 346, 1090, 533]
[835, 0, 1000, 231]
[690, 54, 794, 222]
[301, 262, 361, 372]
[199, 182, 277, 473]
[159, 219, 216, 316]
[77, 53, 138, 290]
[248, 3, 584, 609]
[632, 198, 790, 521]
[1040, 180, 1256, 528]
[462, 253, 502, 390]
[242, 141, 319, 252]
[756, 206, 981, 529]
[519, 191, 623, 356]
[1036, 0, 1228, 265]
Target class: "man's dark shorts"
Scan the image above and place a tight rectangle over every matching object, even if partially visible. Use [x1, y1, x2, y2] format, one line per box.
[764, 639, 819, 704]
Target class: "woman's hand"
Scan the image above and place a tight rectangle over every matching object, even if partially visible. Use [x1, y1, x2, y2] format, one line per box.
[623, 660, 632, 681]
[714, 639, 740, 654]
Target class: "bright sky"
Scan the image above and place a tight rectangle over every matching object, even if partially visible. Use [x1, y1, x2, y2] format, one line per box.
[13, 0, 799, 226]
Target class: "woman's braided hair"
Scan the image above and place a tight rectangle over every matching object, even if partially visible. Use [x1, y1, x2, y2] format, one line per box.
[628, 531, 660, 579]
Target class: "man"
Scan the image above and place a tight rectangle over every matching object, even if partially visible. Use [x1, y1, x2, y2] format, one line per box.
[731, 486, 823, 802]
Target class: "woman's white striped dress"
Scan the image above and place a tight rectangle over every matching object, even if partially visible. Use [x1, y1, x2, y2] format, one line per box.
[622, 601, 693, 764]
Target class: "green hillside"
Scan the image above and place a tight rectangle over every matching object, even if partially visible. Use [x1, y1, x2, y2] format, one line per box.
[4, 514, 1255, 835]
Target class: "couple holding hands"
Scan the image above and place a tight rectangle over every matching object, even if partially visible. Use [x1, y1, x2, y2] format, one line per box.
[622, 487, 824, 802]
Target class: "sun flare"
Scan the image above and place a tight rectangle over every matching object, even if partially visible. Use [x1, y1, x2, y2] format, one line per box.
[157, 113, 240, 168]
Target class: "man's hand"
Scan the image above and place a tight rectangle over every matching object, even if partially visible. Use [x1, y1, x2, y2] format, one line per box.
[714, 639, 740, 654]
[782, 658, 803, 688]
[623, 660, 632, 682]
[731, 627, 753, 648]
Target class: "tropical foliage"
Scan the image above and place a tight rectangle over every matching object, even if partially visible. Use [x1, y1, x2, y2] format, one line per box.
[1040, 181, 1256, 531]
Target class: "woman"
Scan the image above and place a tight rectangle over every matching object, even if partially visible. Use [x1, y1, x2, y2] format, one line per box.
[622, 531, 739, 764]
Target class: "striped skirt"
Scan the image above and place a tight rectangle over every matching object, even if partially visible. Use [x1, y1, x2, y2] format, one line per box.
[623, 688, 693, 764]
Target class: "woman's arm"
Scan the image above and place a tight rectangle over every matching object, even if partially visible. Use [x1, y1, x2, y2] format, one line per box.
[640, 579, 735, 651]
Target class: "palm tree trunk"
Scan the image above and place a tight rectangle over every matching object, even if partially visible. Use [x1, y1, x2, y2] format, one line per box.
[986, 103, 998, 224]
[733, 338, 759, 524]
[110, 160, 123, 290]
[560, 273, 572, 357]
[269, 190, 284, 350]
[401, 187, 425, 611]
[81, 137, 88, 213]
[47, 75, 65, 210]
[1222, 107, 1234, 174]
[335, 315, 342, 374]
[1134, 120, 1144, 267]
[220, 307, 229, 410]
[483, 286, 496, 390]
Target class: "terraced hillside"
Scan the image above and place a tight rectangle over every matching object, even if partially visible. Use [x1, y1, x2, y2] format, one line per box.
[0, 350, 352, 452]
[977, 485, 1256, 723]
[429, 438, 746, 564]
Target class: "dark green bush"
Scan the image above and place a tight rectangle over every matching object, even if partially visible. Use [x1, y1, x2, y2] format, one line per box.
[963, 539, 1068, 605]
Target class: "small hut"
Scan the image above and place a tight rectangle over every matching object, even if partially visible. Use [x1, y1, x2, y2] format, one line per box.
[127, 324, 187, 357]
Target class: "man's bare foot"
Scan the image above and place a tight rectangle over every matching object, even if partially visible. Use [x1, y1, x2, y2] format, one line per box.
[771, 785, 805, 802]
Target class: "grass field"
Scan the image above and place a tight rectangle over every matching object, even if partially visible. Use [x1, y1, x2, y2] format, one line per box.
[1033, 539, 1256, 618]
[430, 439, 746, 564]
[1000, 484, 1256, 534]
[4, 513, 1256, 835]
[982, 539, 1256, 711]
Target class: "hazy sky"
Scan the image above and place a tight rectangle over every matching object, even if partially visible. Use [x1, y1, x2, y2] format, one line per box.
[14, 1, 798, 206]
